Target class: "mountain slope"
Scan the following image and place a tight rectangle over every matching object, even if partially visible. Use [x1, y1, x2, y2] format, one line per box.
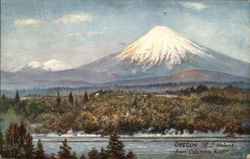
[81, 26, 250, 79]
[104, 70, 250, 87]
[117, 26, 209, 70]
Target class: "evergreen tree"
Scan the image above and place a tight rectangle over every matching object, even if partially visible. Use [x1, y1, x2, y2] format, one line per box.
[72, 152, 77, 158]
[74, 98, 80, 107]
[56, 91, 61, 105]
[15, 90, 21, 103]
[50, 153, 56, 159]
[24, 133, 34, 159]
[1, 93, 6, 101]
[17, 122, 29, 159]
[99, 147, 108, 159]
[5, 123, 19, 145]
[34, 139, 46, 159]
[88, 147, 99, 159]
[68, 92, 74, 104]
[106, 131, 126, 159]
[13, 123, 19, 145]
[195, 85, 209, 94]
[4, 123, 21, 158]
[19, 122, 27, 146]
[1, 123, 40, 158]
[133, 95, 137, 108]
[79, 154, 87, 159]
[190, 86, 195, 93]
[83, 90, 89, 103]
[126, 151, 137, 159]
[58, 139, 77, 159]
[5, 123, 13, 146]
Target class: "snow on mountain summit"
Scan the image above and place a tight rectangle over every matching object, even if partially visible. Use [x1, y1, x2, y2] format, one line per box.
[16, 59, 73, 72]
[42, 59, 73, 71]
[25, 61, 42, 68]
[117, 26, 210, 70]
[19, 61, 43, 72]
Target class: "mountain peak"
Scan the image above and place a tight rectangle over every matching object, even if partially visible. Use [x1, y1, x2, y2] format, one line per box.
[42, 59, 73, 71]
[44, 59, 62, 63]
[117, 26, 209, 70]
[26, 61, 42, 68]
[149, 26, 174, 33]
[19, 61, 42, 72]
[14, 59, 73, 72]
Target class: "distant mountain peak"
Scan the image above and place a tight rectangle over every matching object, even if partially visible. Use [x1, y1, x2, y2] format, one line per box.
[117, 25, 210, 70]
[19, 61, 43, 72]
[25, 61, 42, 68]
[44, 59, 61, 63]
[42, 59, 73, 71]
[14, 59, 73, 72]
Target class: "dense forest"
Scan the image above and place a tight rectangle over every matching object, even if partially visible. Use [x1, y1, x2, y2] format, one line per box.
[0, 85, 249, 136]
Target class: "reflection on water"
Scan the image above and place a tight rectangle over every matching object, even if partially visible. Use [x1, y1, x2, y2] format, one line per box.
[33, 137, 250, 159]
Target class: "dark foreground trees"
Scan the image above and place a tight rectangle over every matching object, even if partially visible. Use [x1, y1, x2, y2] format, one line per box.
[15, 90, 21, 104]
[58, 139, 77, 159]
[88, 131, 137, 159]
[69, 92, 74, 104]
[58, 131, 137, 159]
[1, 122, 34, 158]
[106, 131, 126, 159]
[35, 139, 46, 159]
[0, 123, 137, 159]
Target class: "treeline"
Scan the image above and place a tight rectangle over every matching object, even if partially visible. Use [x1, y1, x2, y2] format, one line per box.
[0, 123, 137, 159]
[2, 81, 249, 97]
[165, 85, 209, 96]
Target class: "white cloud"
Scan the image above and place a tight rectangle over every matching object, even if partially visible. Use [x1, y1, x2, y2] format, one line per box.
[14, 18, 43, 26]
[14, 14, 92, 27]
[180, 2, 208, 11]
[56, 14, 92, 24]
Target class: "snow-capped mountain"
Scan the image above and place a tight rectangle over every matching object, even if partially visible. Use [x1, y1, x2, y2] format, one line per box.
[19, 61, 43, 72]
[15, 59, 73, 72]
[81, 26, 249, 79]
[117, 26, 210, 70]
[42, 59, 73, 72]
[2, 26, 249, 89]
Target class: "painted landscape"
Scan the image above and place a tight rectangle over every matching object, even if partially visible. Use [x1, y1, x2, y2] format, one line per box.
[1, 0, 249, 159]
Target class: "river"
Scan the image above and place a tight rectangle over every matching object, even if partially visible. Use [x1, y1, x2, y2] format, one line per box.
[32, 135, 250, 159]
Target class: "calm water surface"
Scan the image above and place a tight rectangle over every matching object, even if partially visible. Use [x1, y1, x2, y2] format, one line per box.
[33, 136, 250, 159]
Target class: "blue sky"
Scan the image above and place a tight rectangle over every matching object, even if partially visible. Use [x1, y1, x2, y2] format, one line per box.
[1, 0, 249, 71]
